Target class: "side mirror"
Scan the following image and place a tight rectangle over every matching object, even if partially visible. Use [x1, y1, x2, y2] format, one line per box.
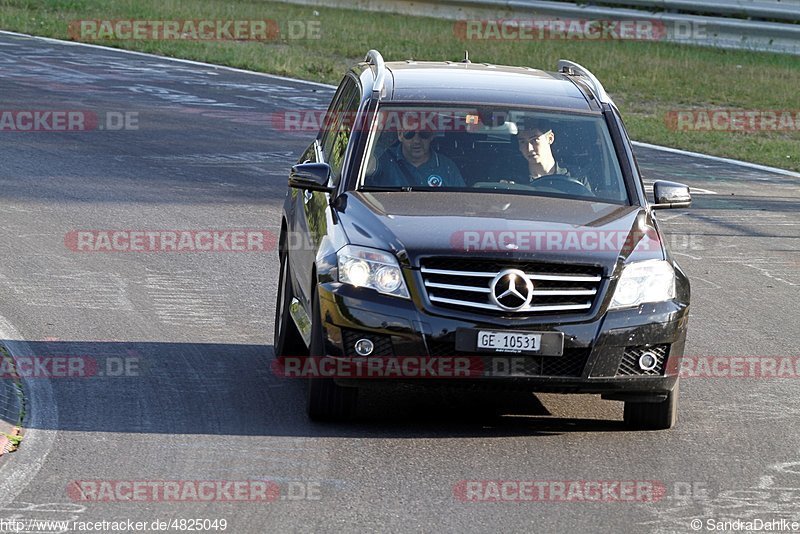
[288, 162, 335, 193]
[652, 180, 691, 209]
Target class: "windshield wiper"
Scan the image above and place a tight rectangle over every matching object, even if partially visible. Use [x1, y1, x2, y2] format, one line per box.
[360, 186, 416, 192]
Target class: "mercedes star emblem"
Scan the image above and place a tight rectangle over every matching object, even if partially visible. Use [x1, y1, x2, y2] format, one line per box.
[489, 269, 534, 311]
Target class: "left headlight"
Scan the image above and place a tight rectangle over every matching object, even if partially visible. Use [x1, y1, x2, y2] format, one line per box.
[337, 245, 410, 299]
[609, 260, 675, 309]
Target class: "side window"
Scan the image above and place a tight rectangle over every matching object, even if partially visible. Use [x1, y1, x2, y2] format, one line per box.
[320, 77, 360, 185]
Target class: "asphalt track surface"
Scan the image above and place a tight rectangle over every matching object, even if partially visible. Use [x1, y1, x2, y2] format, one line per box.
[0, 32, 799, 533]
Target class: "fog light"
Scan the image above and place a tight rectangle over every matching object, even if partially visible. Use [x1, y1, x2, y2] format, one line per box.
[354, 338, 374, 356]
[638, 351, 659, 371]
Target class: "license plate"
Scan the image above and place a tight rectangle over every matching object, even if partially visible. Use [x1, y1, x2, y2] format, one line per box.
[477, 330, 541, 353]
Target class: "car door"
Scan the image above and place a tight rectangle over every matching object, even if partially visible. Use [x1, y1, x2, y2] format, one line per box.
[292, 75, 361, 309]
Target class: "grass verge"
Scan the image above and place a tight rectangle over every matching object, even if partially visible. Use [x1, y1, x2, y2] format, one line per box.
[1, 0, 798, 171]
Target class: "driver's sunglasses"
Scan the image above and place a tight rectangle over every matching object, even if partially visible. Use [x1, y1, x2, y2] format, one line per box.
[402, 131, 434, 140]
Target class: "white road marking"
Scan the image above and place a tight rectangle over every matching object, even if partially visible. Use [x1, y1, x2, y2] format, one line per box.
[645, 183, 718, 195]
[633, 141, 800, 179]
[0, 30, 335, 89]
[0, 270, 134, 311]
[654, 213, 689, 222]
[122, 83, 252, 108]
[145, 271, 230, 328]
[691, 276, 722, 290]
[718, 258, 798, 264]
[688, 187, 718, 195]
[673, 251, 703, 260]
[136, 151, 298, 165]
[743, 264, 798, 286]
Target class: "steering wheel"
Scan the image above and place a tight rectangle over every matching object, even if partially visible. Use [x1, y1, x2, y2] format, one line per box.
[531, 174, 594, 196]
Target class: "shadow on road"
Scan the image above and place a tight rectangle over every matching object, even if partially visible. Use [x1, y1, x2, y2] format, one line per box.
[1, 340, 627, 438]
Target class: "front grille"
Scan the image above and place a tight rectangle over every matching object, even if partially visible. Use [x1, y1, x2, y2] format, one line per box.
[541, 351, 590, 377]
[342, 329, 394, 358]
[419, 258, 603, 315]
[616, 345, 669, 376]
[427, 339, 589, 378]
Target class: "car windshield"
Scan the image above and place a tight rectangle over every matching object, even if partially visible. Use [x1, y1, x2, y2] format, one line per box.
[359, 105, 629, 204]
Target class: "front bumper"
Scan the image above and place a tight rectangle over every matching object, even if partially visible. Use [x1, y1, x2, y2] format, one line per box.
[315, 281, 688, 399]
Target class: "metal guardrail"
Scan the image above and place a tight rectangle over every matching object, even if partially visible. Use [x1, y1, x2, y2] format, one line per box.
[440, 0, 800, 53]
[583, 0, 800, 22]
[277, 0, 800, 54]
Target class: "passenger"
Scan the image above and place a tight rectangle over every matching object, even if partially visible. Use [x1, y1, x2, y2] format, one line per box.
[515, 119, 592, 191]
[516, 120, 572, 181]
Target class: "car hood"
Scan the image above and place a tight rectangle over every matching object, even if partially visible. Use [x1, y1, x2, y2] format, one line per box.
[337, 191, 663, 276]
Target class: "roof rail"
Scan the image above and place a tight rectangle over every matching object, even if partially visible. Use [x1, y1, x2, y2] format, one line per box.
[557, 60, 611, 105]
[364, 49, 386, 95]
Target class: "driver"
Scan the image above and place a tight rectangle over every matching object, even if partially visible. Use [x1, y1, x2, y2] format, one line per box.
[372, 128, 465, 188]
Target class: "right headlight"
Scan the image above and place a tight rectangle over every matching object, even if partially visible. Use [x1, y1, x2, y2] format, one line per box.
[609, 260, 675, 309]
[337, 245, 410, 299]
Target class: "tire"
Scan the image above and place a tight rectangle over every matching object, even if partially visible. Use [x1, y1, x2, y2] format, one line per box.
[274, 248, 307, 358]
[623, 382, 679, 430]
[306, 287, 358, 421]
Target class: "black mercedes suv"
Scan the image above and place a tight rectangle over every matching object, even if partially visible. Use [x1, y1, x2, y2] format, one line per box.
[274, 50, 691, 429]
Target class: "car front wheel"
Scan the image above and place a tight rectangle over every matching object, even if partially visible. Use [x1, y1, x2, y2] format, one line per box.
[274, 248, 307, 358]
[306, 287, 358, 421]
[623, 383, 679, 430]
